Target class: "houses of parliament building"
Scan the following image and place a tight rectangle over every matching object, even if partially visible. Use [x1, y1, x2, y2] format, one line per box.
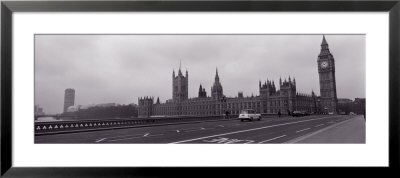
[138, 36, 338, 118]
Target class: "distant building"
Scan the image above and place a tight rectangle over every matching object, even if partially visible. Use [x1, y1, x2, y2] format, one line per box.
[66, 105, 81, 112]
[66, 103, 118, 112]
[138, 35, 338, 118]
[34, 105, 45, 115]
[63, 88, 75, 113]
[338, 98, 353, 104]
[337, 98, 354, 114]
[337, 98, 366, 115]
[353, 98, 366, 115]
[96, 103, 117, 107]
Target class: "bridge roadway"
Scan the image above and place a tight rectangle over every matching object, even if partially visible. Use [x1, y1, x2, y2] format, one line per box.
[35, 115, 354, 144]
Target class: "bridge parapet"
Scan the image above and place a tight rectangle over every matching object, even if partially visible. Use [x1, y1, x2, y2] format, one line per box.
[35, 115, 230, 135]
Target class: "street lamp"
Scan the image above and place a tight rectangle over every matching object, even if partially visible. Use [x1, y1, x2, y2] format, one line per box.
[316, 98, 321, 114]
[221, 96, 228, 119]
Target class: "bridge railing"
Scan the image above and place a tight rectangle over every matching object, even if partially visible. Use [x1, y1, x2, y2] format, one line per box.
[35, 113, 283, 135]
[35, 115, 226, 135]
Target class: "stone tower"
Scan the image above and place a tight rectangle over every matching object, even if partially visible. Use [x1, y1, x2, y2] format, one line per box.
[198, 84, 207, 98]
[172, 63, 188, 102]
[138, 96, 154, 118]
[279, 76, 297, 113]
[259, 80, 276, 98]
[317, 35, 338, 113]
[211, 68, 223, 100]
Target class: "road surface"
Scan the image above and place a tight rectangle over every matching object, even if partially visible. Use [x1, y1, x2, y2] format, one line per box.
[35, 115, 358, 144]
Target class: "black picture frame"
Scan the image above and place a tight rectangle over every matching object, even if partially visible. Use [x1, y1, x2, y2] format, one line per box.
[1, 0, 399, 177]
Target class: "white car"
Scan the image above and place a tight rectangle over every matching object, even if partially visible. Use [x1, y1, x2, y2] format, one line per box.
[239, 109, 261, 122]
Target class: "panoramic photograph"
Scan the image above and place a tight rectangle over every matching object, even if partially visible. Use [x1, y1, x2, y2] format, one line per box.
[34, 34, 366, 144]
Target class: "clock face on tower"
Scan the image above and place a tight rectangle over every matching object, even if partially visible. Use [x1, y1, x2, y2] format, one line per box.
[321, 61, 328, 69]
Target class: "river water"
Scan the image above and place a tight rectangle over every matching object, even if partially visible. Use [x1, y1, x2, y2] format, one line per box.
[35, 117, 66, 122]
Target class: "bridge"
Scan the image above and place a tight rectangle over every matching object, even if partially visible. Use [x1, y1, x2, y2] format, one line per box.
[34, 113, 365, 144]
[34, 115, 240, 135]
[34, 114, 287, 135]
[34, 113, 78, 120]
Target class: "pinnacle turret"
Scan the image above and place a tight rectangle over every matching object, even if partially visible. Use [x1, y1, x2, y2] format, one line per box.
[178, 60, 182, 75]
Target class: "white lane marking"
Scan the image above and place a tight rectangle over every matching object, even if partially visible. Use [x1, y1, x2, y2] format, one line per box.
[108, 136, 142, 142]
[180, 127, 202, 132]
[144, 133, 150, 137]
[184, 128, 204, 132]
[99, 133, 146, 140]
[296, 128, 311, 133]
[176, 130, 180, 133]
[225, 123, 242, 127]
[95, 138, 107, 143]
[258, 135, 287, 143]
[315, 124, 324, 127]
[182, 127, 214, 132]
[169, 116, 338, 144]
[108, 133, 164, 142]
[203, 137, 255, 144]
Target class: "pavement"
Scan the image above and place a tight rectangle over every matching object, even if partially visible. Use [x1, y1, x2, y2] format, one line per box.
[35, 115, 365, 144]
[288, 115, 365, 143]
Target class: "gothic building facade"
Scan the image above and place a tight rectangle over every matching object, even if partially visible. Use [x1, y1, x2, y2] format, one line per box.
[138, 36, 338, 118]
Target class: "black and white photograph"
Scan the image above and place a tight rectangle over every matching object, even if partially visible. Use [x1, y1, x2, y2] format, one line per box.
[34, 34, 366, 144]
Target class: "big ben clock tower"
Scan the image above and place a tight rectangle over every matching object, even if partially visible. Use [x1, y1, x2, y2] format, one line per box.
[317, 35, 338, 114]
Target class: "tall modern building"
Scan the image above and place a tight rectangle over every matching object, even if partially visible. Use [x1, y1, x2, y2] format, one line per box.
[138, 35, 338, 117]
[63, 88, 75, 113]
[317, 35, 338, 113]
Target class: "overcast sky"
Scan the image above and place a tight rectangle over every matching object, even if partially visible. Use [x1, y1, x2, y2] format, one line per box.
[35, 35, 365, 114]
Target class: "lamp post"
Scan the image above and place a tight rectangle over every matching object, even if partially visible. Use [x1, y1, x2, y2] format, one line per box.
[221, 96, 227, 119]
[316, 98, 321, 114]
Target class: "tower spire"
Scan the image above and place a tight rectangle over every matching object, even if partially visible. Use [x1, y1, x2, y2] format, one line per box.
[321, 35, 328, 46]
[178, 60, 182, 75]
[215, 67, 219, 81]
[212, 67, 223, 99]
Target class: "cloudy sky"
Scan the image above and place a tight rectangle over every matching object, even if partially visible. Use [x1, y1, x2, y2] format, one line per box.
[35, 35, 365, 114]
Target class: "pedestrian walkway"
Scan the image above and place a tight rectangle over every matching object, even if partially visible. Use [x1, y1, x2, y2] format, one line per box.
[290, 115, 365, 143]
